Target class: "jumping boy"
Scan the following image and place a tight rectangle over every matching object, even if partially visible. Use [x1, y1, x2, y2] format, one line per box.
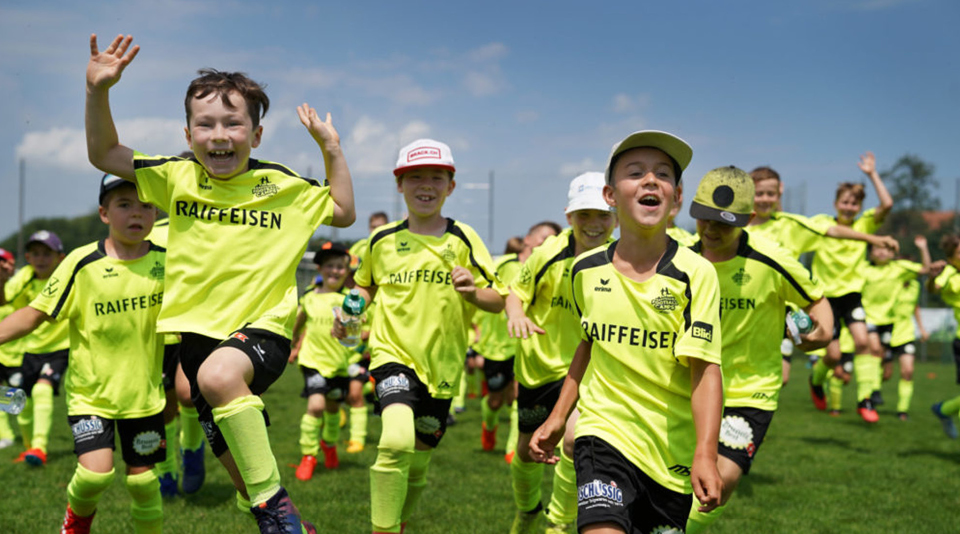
[85, 34, 355, 533]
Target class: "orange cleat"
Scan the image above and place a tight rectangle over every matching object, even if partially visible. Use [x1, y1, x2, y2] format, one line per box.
[481, 422, 497, 451]
[320, 440, 339, 469]
[25, 448, 46, 466]
[295, 455, 317, 481]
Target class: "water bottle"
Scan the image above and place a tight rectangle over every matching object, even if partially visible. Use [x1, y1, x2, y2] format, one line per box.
[786, 309, 813, 345]
[0, 386, 26, 415]
[338, 289, 366, 348]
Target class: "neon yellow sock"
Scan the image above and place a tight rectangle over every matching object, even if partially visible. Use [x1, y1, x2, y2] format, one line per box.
[156, 421, 178, 476]
[452, 371, 467, 412]
[469, 370, 482, 397]
[505, 402, 518, 456]
[371, 404, 415, 533]
[686, 502, 727, 533]
[853, 355, 875, 402]
[17, 397, 33, 449]
[811, 358, 829, 386]
[511, 454, 544, 512]
[300, 413, 321, 457]
[828, 374, 844, 411]
[126, 470, 163, 534]
[349, 406, 368, 444]
[401, 449, 432, 523]
[31, 382, 53, 453]
[0, 412, 14, 441]
[236, 492, 254, 516]
[179, 405, 204, 451]
[897, 379, 914, 414]
[942, 394, 960, 416]
[212, 395, 281, 506]
[481, 396, 500, 429]
[545, 448, 577, 525]
[67, 464, 115, 517]
[322, 410, 340, 444]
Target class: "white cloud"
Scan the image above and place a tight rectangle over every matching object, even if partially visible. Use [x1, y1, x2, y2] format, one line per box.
[612, 93, 651, 114]
[463, 70, 506, 97]
[340, 116, 433, 175]
[467, 42, 508, 62]
[516, 110, 539, 124]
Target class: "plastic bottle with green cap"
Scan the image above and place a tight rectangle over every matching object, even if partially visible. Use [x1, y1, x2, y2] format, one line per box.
[338, 289, 366, 348]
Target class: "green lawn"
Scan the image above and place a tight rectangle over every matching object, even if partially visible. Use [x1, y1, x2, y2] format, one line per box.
[0, 359, 957, 533]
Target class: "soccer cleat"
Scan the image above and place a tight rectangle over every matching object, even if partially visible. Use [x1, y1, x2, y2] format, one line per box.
[828, 410, 841, 417]
[181, 442, 206, 494]
[346, 440, 364, 454]
[897, 412, 909, 421]
[481, 422, 497, 451]
[251, 487, 316, 534]
[545, 520, 574, 534]
[13, 450, 29, 463]
[159, 472, 179, 497]
[932, 402, 959, 439]
[809, 377, 827, 411]
[295, 455, 317, 481]
[454, 405, 466, 414]
[509, 505, 543, 534]
[0, 438, 14, 449]
[320, 440, 339, 469]
[870, 390, 884, 407]
[504, 451, 515, 464]
[24, 448, 46, 466]
[856, 399, 879, 424]
[446, 413, 457, 426]
[61, 505, 95, 534]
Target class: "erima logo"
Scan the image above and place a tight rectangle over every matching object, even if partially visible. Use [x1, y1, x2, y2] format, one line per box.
[105, 267, 114, 273]
[595, 277, 612, 292]
[252, 177, 280, 198]
[103, 266, 119, 279]
[397, 240, 411, 253]
[651, 287, 678, 312]
[668, 464, 691, 476]
[252, 344, 266, 362]
[732, 268, 751, 286]
[692, 321, 713, 342]
[199, 177, 213, 191]
[439, 381, 452, 389]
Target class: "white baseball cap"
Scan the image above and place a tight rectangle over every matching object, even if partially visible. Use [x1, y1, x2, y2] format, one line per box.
[565, 172, 612, 214]
[604, 130, 693, 184]
[393, 138, 456, 177]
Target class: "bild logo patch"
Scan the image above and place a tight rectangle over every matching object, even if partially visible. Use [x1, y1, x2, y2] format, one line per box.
[692, 321, 713, 342]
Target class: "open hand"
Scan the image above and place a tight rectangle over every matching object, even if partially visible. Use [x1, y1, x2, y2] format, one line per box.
[87, 34, 139, 91]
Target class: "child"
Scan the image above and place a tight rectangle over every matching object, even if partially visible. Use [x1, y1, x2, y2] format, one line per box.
[349, 211, 390, 269]
[530, 130, 723, 534]
[289, 241, 354, 480]
[0, 247, 21, 450]
[505, 172, 617, 534]
[683, 165, 832, 532]
[85, 34, 355, 533]
[0, 174, 165, 533]
[342, 138, 507, 533]
[1, 230, 69, 465]
[927, 236, 960, 439]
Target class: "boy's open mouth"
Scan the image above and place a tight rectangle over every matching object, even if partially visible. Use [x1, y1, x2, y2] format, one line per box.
[639, 194, 661, 206]
[209, 150, 234, 161]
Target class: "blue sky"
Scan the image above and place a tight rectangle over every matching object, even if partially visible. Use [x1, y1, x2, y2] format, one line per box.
[2, 0, 958, 249]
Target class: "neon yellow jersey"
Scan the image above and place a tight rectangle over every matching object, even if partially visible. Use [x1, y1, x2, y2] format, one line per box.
[862, 260, 921, 326]
[0, 302, 23, 367]
[810, 209, 878, 297]
[5, 265, 69, 354]
[572, 239, 721, 494]
[134, 152, 335, 340]
[512, 230, 587, 388]
[748, 211, 832, 257]
[693, 231, 823, 410]
[474, 254, 521, 362]
[667, 226, 697, 247]
[354, 218, 506, 398]
[298, 289, 353, 377]
[890, 279, 921, 347]
[145, 219, 179, 346]
[936, 264, 960, 338]
[30, 240, 165, 419]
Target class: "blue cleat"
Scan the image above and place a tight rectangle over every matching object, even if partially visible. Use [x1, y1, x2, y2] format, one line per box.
[159, 472, 179, 498]
[932, 402, 959, 439]
[181, 442, 206, 494]
[251, 487, 316, 534]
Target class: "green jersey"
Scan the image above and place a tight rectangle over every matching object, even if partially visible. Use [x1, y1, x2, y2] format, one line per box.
[747, 211, 832, 257]
[474, 254, 521, 362]
[862, 260, 922, 326]
[298, 288, 354, 377]
[5, 265, 69, 354]
[935, 264, 960, 338]
[667, 226, 697, 247]
[811, 208, 879, 297]
[890, 278, 921, 347]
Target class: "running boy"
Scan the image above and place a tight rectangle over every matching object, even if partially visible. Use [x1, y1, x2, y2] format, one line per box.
[530, 131, 724, 534]
[927, 236, 960, 438]
[85, 34, 355, 533]
[344, 138, 506, 533]
[0, 174, 165, 533]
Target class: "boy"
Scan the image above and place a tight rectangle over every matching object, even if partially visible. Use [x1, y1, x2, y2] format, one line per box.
[343, 138, 506, 533]
[683, 166, 832, 532]
[505, 172, 616, 534]
[85, 34, 355, 533]
[927, 236, 960, 439]
[530, 131, 724, 534]
[0, 174, 165, 533]
[349, 211, 390, 270]
[0, 247, 21, 449]
[1, 230, 69, 465]
[289, 241, 354, 480]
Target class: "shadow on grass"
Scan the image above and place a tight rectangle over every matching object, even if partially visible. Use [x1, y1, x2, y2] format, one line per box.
[178, 482, 240, 508]
[896, 448, 960, 463]
[733, 472, 781, 497]
[796, 435, 873, 454]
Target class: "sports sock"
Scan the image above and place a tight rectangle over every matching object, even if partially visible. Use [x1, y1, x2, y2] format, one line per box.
[897, 379, 914, 414]
[322, 410, 340, 445]
[481, 395, 500, 430]
[212, 395, 281, 506]
[468, 370, 482, 397]
[157, 421, 178, 477]
[505, 401, 518, 457]
[67, 464, 115, 517]
[811, 358, 830, 386]
[349, 406, 368, 444]
[0, 412, 14, 441]
[400, 449, 433, 523]
[828, 374, 844, 411]
[179, 405, 204, 452]
[299, 413, 321, 457]
[686, 502, 727, 533]
[511, 453, 544, 512]
[126, 470, 162, 534]
[853, 354, 875, 402]
[236, 492, 254, 516]
[452, 371, 467, 412]
[31, 381, 54, 453]
[17, 397, 33, 449]
[545, 448, 577, 525]
[370, 404, 415, 533]
[941, 394, 960, 417]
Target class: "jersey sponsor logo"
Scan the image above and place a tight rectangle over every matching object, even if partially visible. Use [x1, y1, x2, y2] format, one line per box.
[904, 343, 916, 355]
[668, 464, 691, 476]
[577, 479, 623, 506]
[132, 430, 163, 455]
[93, 291, 163, 316]
[326, 387, 344, 400]
[306, 373, 327, 390]
[42, 277, 60, 297]
[721, 297, 755, 311]
[594, 277, 612, 292]
[692, 321, 713, 343]
[414, 415, 444, 438]
[732, 267, 752, 286]
[851, 307, 866, 321]
[376, 373, 411, 398]
[719, 415, 755, 457]
[387, 268, 453, 286]
[71, 417, 105, 440]
[149, 261, 164, 280]
[252, 177, 280, 198]
[651, 287, 678, 313]
[550, 294, 574, 312]
[582, 320, 677, 349]
[174, 200, 282, 230]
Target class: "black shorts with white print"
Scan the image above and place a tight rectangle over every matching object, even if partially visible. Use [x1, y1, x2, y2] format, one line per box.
[68, 411, 166, 467]
[370, 363, 453, 448]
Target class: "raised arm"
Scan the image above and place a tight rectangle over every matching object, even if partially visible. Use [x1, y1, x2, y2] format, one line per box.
[858, 151, 893, 223]
[825, 224, 899, 254]
[297, 105, 355, 227]
[86, 34, 139, 180]
[915, 235, 932, 275]
[0, 306, 48, 346]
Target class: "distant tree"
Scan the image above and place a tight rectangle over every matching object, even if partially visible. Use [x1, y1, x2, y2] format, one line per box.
[0, 211, 107, 262]
[877, 154, 946, 260]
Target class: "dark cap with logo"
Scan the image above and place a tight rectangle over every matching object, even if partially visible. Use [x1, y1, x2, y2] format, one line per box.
[313, 241, 350, 266]
[99, 174, 135, 206]
[689, 166, 755, 227]
[26, 230, 63, 253]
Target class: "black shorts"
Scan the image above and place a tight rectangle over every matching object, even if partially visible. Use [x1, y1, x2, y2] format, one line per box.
[952, 338, 960, 384]
[717, 406, 774, 475]
[839, 352, 855, 374]
[68, 411, 166, 467]
[0, 363, 23, 389]
[890, 341, 917, 359]
[465, 348, 480, 361]
[21, 349, 69, 395]
[162, 343, 181, 391]
[179, 328, 286, 457]
[867, 323, 894, 351]
[575, 435, 692, 534]
[371, 363, 453, 448]
[517, 379, 562, 433]
[828, 293, 866, 340]
[349, 356, 371, 383]
[300, 367, 350, 402]
[483, 357, 515, 393]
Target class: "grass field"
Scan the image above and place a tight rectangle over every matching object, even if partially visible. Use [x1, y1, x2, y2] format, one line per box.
[0, 359, 958, 533]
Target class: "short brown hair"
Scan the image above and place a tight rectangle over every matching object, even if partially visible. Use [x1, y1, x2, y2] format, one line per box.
[835, 182, 866, 203]
[504, 236, 524, 254]
[941, 234, 960, 259]
[750, 166, 780, 184]
[185, 69, 270, 128]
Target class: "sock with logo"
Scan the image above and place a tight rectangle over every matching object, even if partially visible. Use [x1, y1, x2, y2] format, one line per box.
[505, 402, 519, 457]
[67, 464, 115, 517]
[853, 354, 876, 402]
[481, 395, 500, 430]
[156, 421, 178, 478]
[897, 379, 914, 414]
[179, 405, 204, 452]
[212, 395, 281, 506]
[126, 470, 163, 533]
[686, 502, 727, 534]
[544, 448, 577, 525]
[31, 381, 54, 453]
[349, 406, 368, 444]
[371, 404, 415, 533]
[400, 449, 433, 524]
[17, 397, 33, 449]
[511, 453, 544, 513]
[811, 358, 830, 387]
[300, 413, 321, 457]
[828, 373, 844, 411]
[942, 394, 960, 417]
[322, 410, 340, 445]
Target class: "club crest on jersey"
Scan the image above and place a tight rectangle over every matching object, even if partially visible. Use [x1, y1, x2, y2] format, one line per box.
[732, 268, 751, 286]
[42, 277, 60, 297]
[441, 244, 457, 263]
[149, 261, 165, 280]
[518, 265, 532, 285]
[651, 287, 678, 313]
[252, 177, 280, 198]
